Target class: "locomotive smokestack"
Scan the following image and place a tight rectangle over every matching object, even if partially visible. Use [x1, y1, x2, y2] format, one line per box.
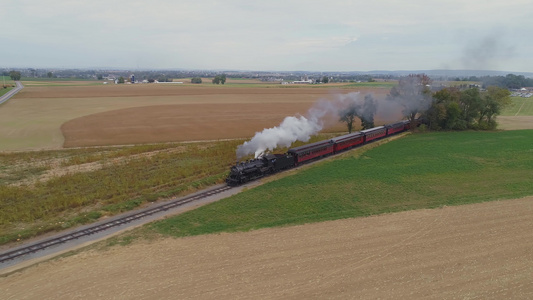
[235, 92, 404, 161]
[236, 98, 341, 160]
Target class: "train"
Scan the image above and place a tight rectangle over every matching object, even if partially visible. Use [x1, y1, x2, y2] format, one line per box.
[226, 120, 413, 185]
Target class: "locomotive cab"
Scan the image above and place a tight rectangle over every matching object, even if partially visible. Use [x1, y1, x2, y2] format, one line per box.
[226, 153, 296, 185]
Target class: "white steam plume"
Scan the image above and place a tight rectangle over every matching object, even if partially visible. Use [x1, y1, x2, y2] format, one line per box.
[236, 99, 338, 159]
[235, 91, 406, 160]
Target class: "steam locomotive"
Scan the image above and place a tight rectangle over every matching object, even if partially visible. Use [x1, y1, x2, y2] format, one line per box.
[226, 120, 413, 185]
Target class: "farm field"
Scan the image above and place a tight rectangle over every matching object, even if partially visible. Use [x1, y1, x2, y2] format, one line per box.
[501, 96, 533, 116]
[1, 79, 383, 245]
[0, 82, 390, 151]
[498, 96, 533, 130]
[149, 130, 533, 237]
[0, 87, 13, 98]
[1, 81, 532, 244]
[2, 197, 532, 299]
[1, 81, 533, 298]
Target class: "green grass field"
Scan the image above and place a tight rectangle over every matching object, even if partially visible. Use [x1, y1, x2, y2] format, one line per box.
[0, 86, 13, 97]
[0, 76, 15, 97]
[150, 130, 533, 238]
[0, 76, 14, 84]
[501, 97, 533, 116]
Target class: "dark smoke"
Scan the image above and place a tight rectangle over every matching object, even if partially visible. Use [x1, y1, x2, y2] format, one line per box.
[461, 34, 515, 70]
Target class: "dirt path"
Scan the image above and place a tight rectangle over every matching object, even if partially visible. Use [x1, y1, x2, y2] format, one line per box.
[2, 197, 533, 299]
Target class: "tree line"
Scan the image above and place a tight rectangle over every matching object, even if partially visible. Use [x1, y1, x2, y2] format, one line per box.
[339, 74, 511, 132]
[212, 74, 226, 84]
[456, 74, 533, 90]
[8, 71, 21, 81]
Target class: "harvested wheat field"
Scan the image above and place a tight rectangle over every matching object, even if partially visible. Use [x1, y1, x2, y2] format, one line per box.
[59, 86, 388, 147]
[0, 84, 390, 151]
[497, 116, 533, 130]
[2, 197, 533, 299]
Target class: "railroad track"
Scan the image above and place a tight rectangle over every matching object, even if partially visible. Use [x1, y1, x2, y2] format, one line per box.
[0, 185, 233, 264]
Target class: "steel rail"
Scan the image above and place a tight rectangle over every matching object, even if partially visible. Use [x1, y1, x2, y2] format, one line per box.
[0, 185, 233, 264]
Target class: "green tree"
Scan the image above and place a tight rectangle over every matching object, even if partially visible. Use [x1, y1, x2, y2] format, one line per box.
[459, 88, 483, 127]
[191, 77, 202, 84]
[339, 104, 358, 133]
[322, 76, 329, 84]
[97, 74, 103, 80]
[444, 102, 463, 130]
[478, 86, 511, 129]
[9, 71, 21, 81]
[426, 87, 462, 130]
[47, 72, 53, 78]
[427, 86, 510, 131]
[212, 74, 227, 85]
[118, 76, 125, 84]
[338, 94, 377, 132]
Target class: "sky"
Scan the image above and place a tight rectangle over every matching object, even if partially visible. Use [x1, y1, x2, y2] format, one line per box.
[2, 0, 533, 72]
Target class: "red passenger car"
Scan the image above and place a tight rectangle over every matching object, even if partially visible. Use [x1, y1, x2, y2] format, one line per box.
[361, 126, 386, 143]
[403, 120, 411, 131]
[330, 132, 364, 153]
[288, 140, 334, 164]
[385, 121, 407, 135]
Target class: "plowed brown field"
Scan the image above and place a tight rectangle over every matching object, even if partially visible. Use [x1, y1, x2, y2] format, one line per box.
[1, 84, 391, 150]
[61, 103, 330, 147]
[2, 197, 533, 299]
[2, 84, 532, 151]
[59, 86, 389, 147]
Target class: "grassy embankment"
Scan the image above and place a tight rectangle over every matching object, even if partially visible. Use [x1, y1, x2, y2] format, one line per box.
[0, 76, 15, 97]
[0, 135, 334, 245]
[501, 96, 533, 116]
[148, 130, 533, 238]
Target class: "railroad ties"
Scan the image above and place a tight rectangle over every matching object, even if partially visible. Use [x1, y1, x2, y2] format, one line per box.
[0, 185, 233, 264]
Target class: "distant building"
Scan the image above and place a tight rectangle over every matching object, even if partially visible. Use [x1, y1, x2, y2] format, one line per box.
[292, 80, 313, 84]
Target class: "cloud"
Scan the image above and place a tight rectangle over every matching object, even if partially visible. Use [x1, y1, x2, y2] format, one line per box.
[284, 37, 358, 53]
[2, 0, 533, 71]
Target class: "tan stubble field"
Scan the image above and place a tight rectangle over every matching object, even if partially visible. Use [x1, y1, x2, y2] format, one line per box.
[2, 197, 533, 299]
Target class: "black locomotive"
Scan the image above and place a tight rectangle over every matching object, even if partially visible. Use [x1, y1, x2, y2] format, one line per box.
[226, 120, 413, 185]
[226, 153, 295, 185]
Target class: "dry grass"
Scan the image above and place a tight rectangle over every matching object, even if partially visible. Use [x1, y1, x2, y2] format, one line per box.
[497, 116, 533, 130]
